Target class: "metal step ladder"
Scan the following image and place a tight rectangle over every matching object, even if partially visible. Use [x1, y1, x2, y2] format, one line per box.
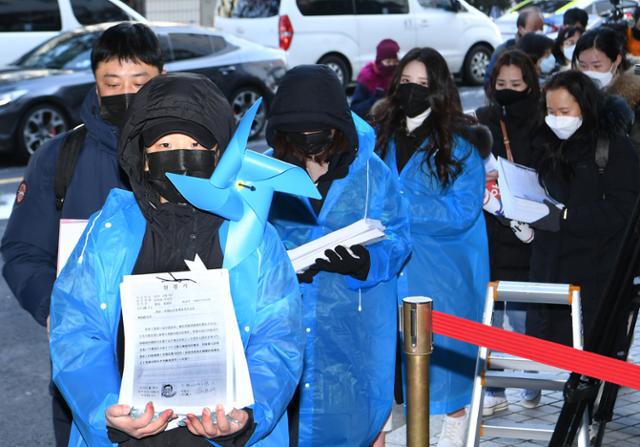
[466, 281, 590, 446]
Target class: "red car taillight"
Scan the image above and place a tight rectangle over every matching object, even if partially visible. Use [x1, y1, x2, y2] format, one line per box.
[279, 14, 293, 51]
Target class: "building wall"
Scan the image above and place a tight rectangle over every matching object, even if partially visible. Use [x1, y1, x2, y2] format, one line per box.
[144, 0, 201, 24]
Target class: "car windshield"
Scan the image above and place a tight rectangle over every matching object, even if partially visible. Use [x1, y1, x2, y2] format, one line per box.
[15, 31, 98, 70]
[513, 0, 572, 13]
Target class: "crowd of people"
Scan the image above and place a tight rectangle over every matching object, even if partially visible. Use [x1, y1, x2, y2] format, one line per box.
[3, 5, 640, 447]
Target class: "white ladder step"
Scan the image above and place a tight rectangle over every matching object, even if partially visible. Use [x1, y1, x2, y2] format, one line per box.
[482, 424, 554, 440]
[484, 371, 567, 390]
[488, 352, 565, 372]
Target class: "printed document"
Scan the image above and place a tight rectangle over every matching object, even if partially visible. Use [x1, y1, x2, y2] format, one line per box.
[496, 157, 563, 223]
[118, 268, 253, 419]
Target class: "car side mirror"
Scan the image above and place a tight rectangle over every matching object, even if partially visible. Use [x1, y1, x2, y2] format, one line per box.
[450, 0, 462, 12]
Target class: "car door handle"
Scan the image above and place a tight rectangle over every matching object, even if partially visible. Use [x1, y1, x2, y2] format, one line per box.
[219, 66, 236, 76]
[418, 19, 429, 27]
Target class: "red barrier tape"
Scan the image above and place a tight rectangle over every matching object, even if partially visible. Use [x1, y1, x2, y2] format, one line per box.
[431, 310, 640, 391]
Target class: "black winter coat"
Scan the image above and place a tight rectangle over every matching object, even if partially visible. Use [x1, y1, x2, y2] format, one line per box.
[527, 96, 640, 345]
[476, 94, 539, 281]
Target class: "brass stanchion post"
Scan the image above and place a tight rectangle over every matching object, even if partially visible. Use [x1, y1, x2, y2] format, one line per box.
[403, 297, 433, 447]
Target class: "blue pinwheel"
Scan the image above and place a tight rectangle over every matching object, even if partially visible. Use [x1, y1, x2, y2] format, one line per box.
[167, 98, 320, 269]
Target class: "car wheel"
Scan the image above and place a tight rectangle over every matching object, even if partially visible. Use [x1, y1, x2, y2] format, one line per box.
[231, 87, 267, 140]
[462, 44, 493, 86]
[318, 55, 350, 88]
[18, 103, 69, 161]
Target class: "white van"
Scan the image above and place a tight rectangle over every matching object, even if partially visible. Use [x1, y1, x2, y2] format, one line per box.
[0, 0, 145, 66]
[215, 0, 502, 86]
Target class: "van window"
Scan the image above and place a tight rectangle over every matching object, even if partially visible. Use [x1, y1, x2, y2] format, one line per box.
[217, 0, 280, 18]
[0, 0, 62, 32]
[296, 0, 355, 15]
[168, 33, 227, 61]
[71, 0, 131, 25]
[355, 0, 409, 14]
[417, 0, 456, 10]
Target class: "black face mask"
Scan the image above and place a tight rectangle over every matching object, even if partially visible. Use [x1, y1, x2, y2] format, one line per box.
[396, 83, 432, 118]
[633, 27, 640, 40]
[100, 93, 136, 129]
[284, 129, 333, 156]
[145, 149, 218, 203]
[494, 88, 530, 107]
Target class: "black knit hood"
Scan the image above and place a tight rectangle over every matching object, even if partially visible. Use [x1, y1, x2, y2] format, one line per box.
[266, 64, 358, 151]
[118, 73, 236, 215]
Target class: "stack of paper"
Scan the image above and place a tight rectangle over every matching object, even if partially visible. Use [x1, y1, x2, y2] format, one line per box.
[496, 157, 563, 223]
[57, 219, 88, 276]
[119, 267, 253, 426]
[287, 218, 386, 273]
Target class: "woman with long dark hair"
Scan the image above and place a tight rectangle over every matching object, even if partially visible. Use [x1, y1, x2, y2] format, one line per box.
[475, 48, 542, 414]
[528, 70, 639, 346]
[376, 47, 491, 447]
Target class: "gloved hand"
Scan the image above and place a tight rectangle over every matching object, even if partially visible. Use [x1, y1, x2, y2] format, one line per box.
[510, 220, 534, 243]
[313, 245, 371, 280]
[297, 267, 319, 284]
[530, 200, 563, 232]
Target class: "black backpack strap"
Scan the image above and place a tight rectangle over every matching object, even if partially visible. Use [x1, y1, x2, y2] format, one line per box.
[54, 124, 87, 211]
[595, 136, 609, 174]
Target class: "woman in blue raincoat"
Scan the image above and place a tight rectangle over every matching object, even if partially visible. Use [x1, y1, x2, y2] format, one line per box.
[375, 48, 491, 447]
[266, 65, 411, 447]
[49, 73, 305, 447]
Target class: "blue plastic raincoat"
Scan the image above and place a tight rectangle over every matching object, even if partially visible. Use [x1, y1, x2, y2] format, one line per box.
[268, 116, 411, 446]
[50, 189, 305, 447]
[383, 135, 489, 414]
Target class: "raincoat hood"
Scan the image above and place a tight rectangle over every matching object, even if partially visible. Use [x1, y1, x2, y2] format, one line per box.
[266, 64, 358, 151]
[118, 73, 236, 213]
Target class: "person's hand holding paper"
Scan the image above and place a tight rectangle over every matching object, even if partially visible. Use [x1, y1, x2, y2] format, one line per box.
[184, 405, 250, 439]
[313, 245, 371, 280]
[106, 402, 175, 440]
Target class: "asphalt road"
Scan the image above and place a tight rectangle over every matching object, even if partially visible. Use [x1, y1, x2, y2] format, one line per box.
[0, 86, 485, 445]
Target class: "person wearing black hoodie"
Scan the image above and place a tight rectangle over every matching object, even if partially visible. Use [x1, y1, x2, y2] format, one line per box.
[527, 70, 640, 348]
[1, 22, 164, 447]
[267, 65, 411, 447]
[475, 49, 542, 414]
[49, 73, 305, 447]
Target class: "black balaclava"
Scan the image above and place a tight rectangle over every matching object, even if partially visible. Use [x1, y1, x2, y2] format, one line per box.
[119, 72, 235, 215]
[266, 64, 358, 152]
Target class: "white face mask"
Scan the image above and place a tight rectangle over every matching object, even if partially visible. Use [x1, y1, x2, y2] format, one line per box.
[539, 54, 556, 74]
[545, 114, 583, 140]
[563, 45, 575, 62]
[583, 66, 615, 89]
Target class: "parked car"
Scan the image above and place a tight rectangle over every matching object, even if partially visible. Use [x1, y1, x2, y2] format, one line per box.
[215, 0, 502, 86]
[0, 0, 145, 66]
[495, 0, 638, 41]
[0, 22, 287, 161]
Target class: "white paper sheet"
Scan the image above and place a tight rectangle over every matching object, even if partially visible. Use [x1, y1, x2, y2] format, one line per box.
[57, 219, 88, 276]
[118, 268, 253, 419]
[287, 218, 386, 273]
[496, 157, 563, 223]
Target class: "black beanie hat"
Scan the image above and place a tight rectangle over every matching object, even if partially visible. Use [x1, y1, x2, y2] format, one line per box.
[266, 64, 358, 151]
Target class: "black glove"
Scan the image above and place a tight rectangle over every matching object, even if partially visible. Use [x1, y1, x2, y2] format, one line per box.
[530, 199, 563, 232]
[313, 245, 371, 280]
[297, 266, 320, 284]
